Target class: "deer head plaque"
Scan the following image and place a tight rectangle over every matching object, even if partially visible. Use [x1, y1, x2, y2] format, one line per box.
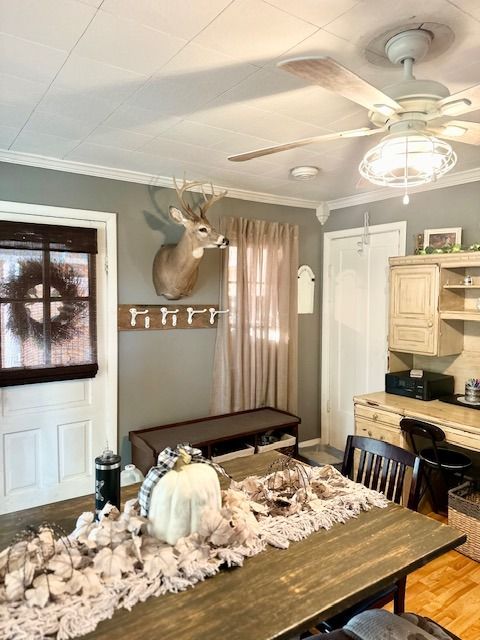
[152, 178, 229, 300]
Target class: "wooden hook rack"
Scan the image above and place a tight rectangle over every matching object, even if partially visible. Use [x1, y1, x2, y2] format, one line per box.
[118, 304, 229, 331]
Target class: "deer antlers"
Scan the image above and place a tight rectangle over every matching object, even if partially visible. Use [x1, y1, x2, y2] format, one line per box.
[173, 177, 227, 220]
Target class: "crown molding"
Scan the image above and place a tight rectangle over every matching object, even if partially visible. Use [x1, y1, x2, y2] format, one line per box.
[2, 149, 479, 214]
[327, 166, 480, 210]
[0, 149, 319, 210]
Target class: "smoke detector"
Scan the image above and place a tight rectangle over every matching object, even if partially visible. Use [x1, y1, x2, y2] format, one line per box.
[290, 166, 319, 180]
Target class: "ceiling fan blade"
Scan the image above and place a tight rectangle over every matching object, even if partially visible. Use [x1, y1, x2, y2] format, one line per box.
[228, 127, 384, 162]
[438, 83, 480, 117]
[355, 175, 372, 190]
[430, 120, 480, 145]
[278, 56, 401, 114]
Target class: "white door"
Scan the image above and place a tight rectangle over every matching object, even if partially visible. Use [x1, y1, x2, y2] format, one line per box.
[0, 202, 117, 515]
[322, 222, 406, 452]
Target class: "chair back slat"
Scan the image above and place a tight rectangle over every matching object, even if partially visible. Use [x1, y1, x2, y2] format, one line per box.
[394, 464, 407, 504]
[372, 454, 383, 489]
[385, 460, 399, 500]
[341, 435, 423, 511]
[364, 450, 375, 486]
[379, 458, 391, 494]
[357, 450, 367, 483]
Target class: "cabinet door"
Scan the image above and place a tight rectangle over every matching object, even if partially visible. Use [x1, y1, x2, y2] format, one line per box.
[389, 265, 439, 354]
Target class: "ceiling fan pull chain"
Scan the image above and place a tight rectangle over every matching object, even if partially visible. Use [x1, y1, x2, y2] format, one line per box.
[363, 211, 370, 245]
[403, 136, 410, 205]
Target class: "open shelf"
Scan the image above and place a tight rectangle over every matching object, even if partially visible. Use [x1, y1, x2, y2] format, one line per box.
[443, 284, 480, 290]
[440, 310, 480, 322]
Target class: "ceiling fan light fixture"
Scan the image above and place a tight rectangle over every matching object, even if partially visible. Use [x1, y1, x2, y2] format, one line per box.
[359, 132, 457, 188]
[290, 166, 320, 181]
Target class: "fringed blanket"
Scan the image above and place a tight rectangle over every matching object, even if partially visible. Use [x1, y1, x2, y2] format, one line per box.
[0, 464, 388, 640]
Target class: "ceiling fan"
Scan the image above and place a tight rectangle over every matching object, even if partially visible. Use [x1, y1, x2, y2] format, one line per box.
[228, 29, 480, 199]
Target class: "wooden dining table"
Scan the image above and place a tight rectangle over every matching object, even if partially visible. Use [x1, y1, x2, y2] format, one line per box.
[0, 451, 466, 640]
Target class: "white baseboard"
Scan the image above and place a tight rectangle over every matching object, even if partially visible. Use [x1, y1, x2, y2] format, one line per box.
[298, 438, 321, 448]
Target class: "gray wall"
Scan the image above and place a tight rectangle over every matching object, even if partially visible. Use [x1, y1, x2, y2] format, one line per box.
[0, 162, 322, 460]
[324, 181, 480, 252]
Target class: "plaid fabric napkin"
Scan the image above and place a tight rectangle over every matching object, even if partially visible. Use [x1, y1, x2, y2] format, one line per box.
[138, 444, 228, 517]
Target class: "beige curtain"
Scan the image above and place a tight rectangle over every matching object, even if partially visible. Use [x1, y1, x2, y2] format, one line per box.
[211, 216, 298, 415]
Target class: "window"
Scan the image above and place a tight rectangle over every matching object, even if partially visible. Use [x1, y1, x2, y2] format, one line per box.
[227, 245, 281, 343]
[0, 221, 98, 386]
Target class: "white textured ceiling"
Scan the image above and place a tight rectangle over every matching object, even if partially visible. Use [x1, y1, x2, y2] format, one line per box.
[1, 0, 480, 203]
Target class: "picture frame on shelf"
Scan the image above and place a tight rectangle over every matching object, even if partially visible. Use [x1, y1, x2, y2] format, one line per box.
[424, 227, 462, 249]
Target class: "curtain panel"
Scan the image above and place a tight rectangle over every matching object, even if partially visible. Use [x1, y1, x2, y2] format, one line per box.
[211, 216, 298, 415]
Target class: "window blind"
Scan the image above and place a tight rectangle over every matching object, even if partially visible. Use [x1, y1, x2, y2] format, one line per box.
[0, 221, 98, 387]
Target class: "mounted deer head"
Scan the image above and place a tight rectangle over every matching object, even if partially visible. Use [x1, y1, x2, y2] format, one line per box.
[152, 178, 229, 300]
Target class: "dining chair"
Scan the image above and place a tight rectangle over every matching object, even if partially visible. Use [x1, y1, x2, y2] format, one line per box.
[400, 418, 472, 515]
[302, 611, 462, 640]
[342, 434, 423, 510]
[316, 435, 423, 632]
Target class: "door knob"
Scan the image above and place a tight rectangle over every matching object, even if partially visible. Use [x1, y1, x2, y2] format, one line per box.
[427, 321, 433, 327]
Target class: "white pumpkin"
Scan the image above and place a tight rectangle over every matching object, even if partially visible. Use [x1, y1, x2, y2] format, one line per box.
[147, 449, 222, 545]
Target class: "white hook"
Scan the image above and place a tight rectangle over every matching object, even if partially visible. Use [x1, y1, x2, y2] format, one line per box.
[186, 307, 207, 325]
[129, 307, 150, 328]
[160, 307, 179, 326]
[208, 307, 230, 325]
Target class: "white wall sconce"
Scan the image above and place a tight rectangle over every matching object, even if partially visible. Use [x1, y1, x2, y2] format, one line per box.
[316, 202, 330, 226]
[298, 265, 315, 314]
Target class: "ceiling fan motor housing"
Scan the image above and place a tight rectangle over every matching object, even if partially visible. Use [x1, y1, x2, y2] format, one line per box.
[385, 29, 433, 65]
[369, 79, 450, 128]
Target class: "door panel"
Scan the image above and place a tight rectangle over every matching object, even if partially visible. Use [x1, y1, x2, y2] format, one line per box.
[3, 428, 40, 494]
[2, 379, 91, 415]
[0, 210, 115, 515]
[326, 225, 405, 452]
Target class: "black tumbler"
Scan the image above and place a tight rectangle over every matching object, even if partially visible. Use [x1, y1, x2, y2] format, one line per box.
[95, 449, 121, 518]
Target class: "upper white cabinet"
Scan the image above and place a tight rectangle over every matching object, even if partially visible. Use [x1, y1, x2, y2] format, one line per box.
[387, 253, 480, 357]
[389, 264, 439, 355]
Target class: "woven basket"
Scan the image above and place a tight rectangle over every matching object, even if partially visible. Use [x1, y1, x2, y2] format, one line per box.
[448, 482, 480, 562]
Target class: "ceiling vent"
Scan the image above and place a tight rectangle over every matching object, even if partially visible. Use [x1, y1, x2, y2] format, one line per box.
[290, 166, 319, 181]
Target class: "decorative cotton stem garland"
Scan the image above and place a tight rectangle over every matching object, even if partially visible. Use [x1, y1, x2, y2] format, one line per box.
[0, 465, 388, 640]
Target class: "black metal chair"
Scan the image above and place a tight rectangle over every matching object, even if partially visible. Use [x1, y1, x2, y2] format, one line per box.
[316, 435, 424, 632]
[302, 612, 462, 640]
[400, 418, 472, 515]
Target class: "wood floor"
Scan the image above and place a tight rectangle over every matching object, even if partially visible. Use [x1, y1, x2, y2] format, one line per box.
[385, 515, 480, 640]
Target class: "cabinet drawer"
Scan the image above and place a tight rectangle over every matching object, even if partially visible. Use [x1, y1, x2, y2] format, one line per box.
[389, 321, 436, 354]
[355, 417, 403, 447]
[355, 404, 401, 428]
[442, 426, 480, 453]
